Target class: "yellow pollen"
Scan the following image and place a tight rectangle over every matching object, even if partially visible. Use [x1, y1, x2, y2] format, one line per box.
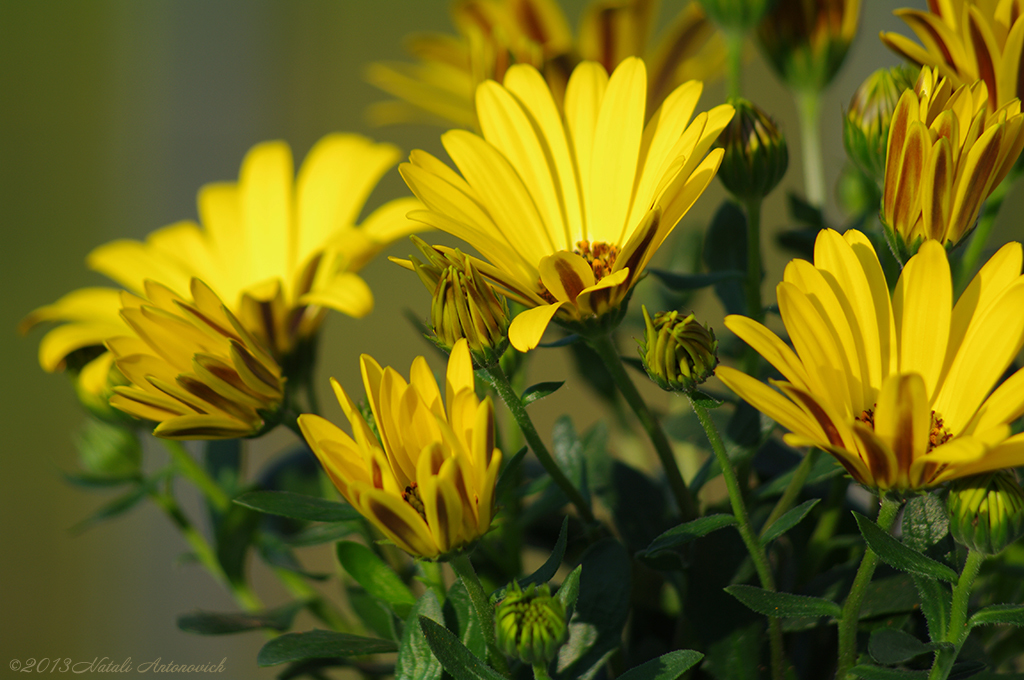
[574, 240, 619, 281]
[402, 482, 426, 520]
[855, 405, 953, 452]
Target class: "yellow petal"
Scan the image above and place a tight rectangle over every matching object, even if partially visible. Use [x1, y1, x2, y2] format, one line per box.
[716, 367, 827, 444]
[358, 487, 439, 558]
[508, 302, 566, 351]
[239, 141, 293, 290]
[563, 62, 609, 241]
[299, 272, 374, 319]
[539, 251, 595, 304]
[445, 339, 474, 410]
[892, 240, 951, 399]
[873, 373, 931, 489]
[153, 414, 254, 440]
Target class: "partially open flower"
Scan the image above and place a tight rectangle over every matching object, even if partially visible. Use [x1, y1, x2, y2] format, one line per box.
[948, 470, 1024, 555]
[843, 65, 918, 182]
[757, 0, 861, 92]
[298, 340, 502, 560]
[881, 67, 1024, 260]
[717, 97, 789, 201]
[495, 581, 568, 666]
[639, 306, 718, 393]
[106, 279, 285, 439]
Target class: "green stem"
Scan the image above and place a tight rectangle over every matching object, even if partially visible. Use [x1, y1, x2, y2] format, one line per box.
[744, 196, 764, 322]
[835, 494, 902, 680]
[795, 89, 826, 208]
[760, 449, 820, 539]
[450, 554, 510, 677]
[928, 550, 985, 680]
[726, 30, 744, 99]
[688, 395, 785, 680]
[483, 363, 595, 523]
[162, 440, 230, 512]
[589, 333, 697, 520]
[533, 663, 553, 680]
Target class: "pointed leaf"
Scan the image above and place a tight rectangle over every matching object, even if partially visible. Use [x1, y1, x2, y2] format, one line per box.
[868, 628, 948, 665]
[556, 565, 583, 619]
[418, 617, 506, 680]
[853, 512, 958, 583]
[521, 381, 565, 406]
[495, 446, 528, 498]
[968, 604, 1024, 628]
[761, 499, 820, 544]
[725, 585, 842, 619]
[445, 580, 487, 660]
[395, 591, 443, 680]
[638, 514, 737, 559]
[492, 516, 569, 601]
[178, 601, 305, 635]
[257, 630, 398, 666]
[615, 650, 704, 680]
[902, 493, 949, 552]
[235, 490, 362, 522]
[911, 574, 950, 640]
[336, 541, 417, 618]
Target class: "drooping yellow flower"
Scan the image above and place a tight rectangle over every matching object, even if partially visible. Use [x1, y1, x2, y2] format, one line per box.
[881, 66, 1024, 258]
[107, 278, 285, 440]
[398, 57, 733, 351]
[881, 0, 1024, 113]
[718, 229, 1024, 491]
[757, 0, 861, 92]
[299, 340, 501, 559]
[366, 0, 725, 129]
[21, 134, 422, 393]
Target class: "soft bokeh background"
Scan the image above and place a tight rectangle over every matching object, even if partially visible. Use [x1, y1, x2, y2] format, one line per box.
[1, 0, 974, 677]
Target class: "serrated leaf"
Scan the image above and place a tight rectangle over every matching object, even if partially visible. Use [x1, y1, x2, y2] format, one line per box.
[854, 512, 958, 583]
[492, 516, 568, 602]
[725, 585, 842, 619]
[912, 574, 950, 640]
[868, 629, 946, 665]
[521, 381, 564, 406]
[649, 269, 745, 291]
[177, 601, 305, 635]
[234, 490, 362, 523]
[902, 494, 949, 552]
[257, 630, 398, 666]
[761, 499, 820, 545]
[336, 541, 417, 618]
[615, 650, 704, 680]
[395, 591, 443, 680]
[419, 618, 505, 680]
[848, 665, 928, 679]
[638, 514, 738, 559]
[969, 604, 1024, 628]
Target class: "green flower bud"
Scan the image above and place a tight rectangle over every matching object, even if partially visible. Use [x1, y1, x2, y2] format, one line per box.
[639, 306, 718, 393]
[757, 0, 860, 92]
[495, 582, 567, 666]
[843, 65, 917, 182]
[75, 417, 142, 478]
[716, 98, 788, 201]
[948, 471, 1024, 556]
[698, 0, 777, 33]
[408, 236, 510, 369]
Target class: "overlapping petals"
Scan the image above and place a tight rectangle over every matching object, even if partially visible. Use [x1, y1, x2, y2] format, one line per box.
[106, 279, 284, 439]
[717, 229, 1024, 491]
[881, 0, 1024, 113]
[21, 134, 422, 395]
[299, 340, 502, 559]
[881, 67, 1024, 253]
[399, 57, 733, 350]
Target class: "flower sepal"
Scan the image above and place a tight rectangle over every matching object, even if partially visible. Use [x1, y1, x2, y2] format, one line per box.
[638, 306, 718, 393]
[948, 471, 1024, 556]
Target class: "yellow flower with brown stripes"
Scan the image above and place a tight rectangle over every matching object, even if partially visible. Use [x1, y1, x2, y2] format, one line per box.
[397, 57, 733, 351]
[881, 66, 1024, 259]
[107, 278, 284, 440]
[881, 0, 1024, 113]
[299, 340, 501, 560]
[718, 229, 1024, 491]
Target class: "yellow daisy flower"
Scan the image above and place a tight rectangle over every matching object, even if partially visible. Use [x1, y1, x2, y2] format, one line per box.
[107, 278, 284, 440]
[881, 66, 1024, 257]
[718, 229, 1024, 491]
[398, 57, 733, 351]
[366, 0, 725, 129]
[881, 0, 1024, 113]
[21, 134, 422, 391]
[299, 339, 502, 560]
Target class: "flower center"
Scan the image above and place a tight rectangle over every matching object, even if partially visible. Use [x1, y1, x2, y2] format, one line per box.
[403, 482, 426, 520]
[574, 240, 619, 281]
[855, 406, 953, 452]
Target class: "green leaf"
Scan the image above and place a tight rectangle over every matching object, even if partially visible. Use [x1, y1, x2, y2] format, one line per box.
[788, 192, 825, 228]
[754, 454, 843, 499]
[336, 541, 417, 619]
[911, 574, 950, 640]
[860, 574, 924, 620]
[214, 500, 261, 584]
[638, 514, 738, 559]
[616, 650, 704, 680]
[493, 516, 569, 601]
[552, 416, 589, 504]
[853, 512, 959, 583]
[761, 499, 820, 545]
[496, 446, 527, 498]
[725, 585, 842, 619]
[690, 390, 725, 409]
[556, 565, 583, 619]
[848, 665, 928, 679]
[234, 490, 362, 523]
[902, 493, 950, 553]
[284, 521, 359, 547]
[521, 381, 564, 406]
[257, 630, 398, 666]
[868, 629, 947, 665]
[418, 617, 505, 680]
[703, 621, 762, 680]
[703, 201, 748, 315]
[177, 601, 305, 635]
[445, 580, 487, 660]
[648, 269, 745, 291]
[969, 604, 1024, 628]
[395, 591, 443, 680]
[70, 471, 169, 534]
[947, 661, 987, 680]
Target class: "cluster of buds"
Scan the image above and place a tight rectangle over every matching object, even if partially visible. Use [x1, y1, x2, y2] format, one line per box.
[407, 236, 510, 368]
[947, 471, 1024, 556]
[639, 307, 718, 393]
[843, 65, 918, 182]
[495, 581, 568, 666]
[717, 98, 789, 202]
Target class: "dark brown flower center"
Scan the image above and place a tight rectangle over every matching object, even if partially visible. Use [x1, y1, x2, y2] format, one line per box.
[537, 241, 620, 304]
[403, 482, 426, 520]
[855, 406, 953, 452]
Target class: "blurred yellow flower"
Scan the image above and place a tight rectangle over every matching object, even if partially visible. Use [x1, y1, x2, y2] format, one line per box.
[881, 0, 1024, 113]
[718, 229, 1024, 491]
[107, 279, 284, 440]
[21, 134, 422, 393]
[399, 57, 732, 351]
[366, 0, 725, 129]
[299, 340, 502, 559]
[757, 0, 861, 91]
[881, 66, 1024, 258]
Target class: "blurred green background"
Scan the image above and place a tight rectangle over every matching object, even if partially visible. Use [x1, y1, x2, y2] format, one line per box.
[0, 0, 956, 676]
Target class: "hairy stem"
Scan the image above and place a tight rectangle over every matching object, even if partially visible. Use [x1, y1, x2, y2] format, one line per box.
[928, 550, 985, 680]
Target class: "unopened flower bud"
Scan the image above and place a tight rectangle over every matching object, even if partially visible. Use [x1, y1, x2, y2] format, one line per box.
[75, 417, 142, 478]
[698, 0, 775, 32]
[757, 0, 860, 92]
[717, 98, 788, 201]
[409, 236, 510, 368]
[639, 306, 718, 393]
[495, 582, 567, 666]
[948, 471, 1024, 556]
[843, 65, 917, 182]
